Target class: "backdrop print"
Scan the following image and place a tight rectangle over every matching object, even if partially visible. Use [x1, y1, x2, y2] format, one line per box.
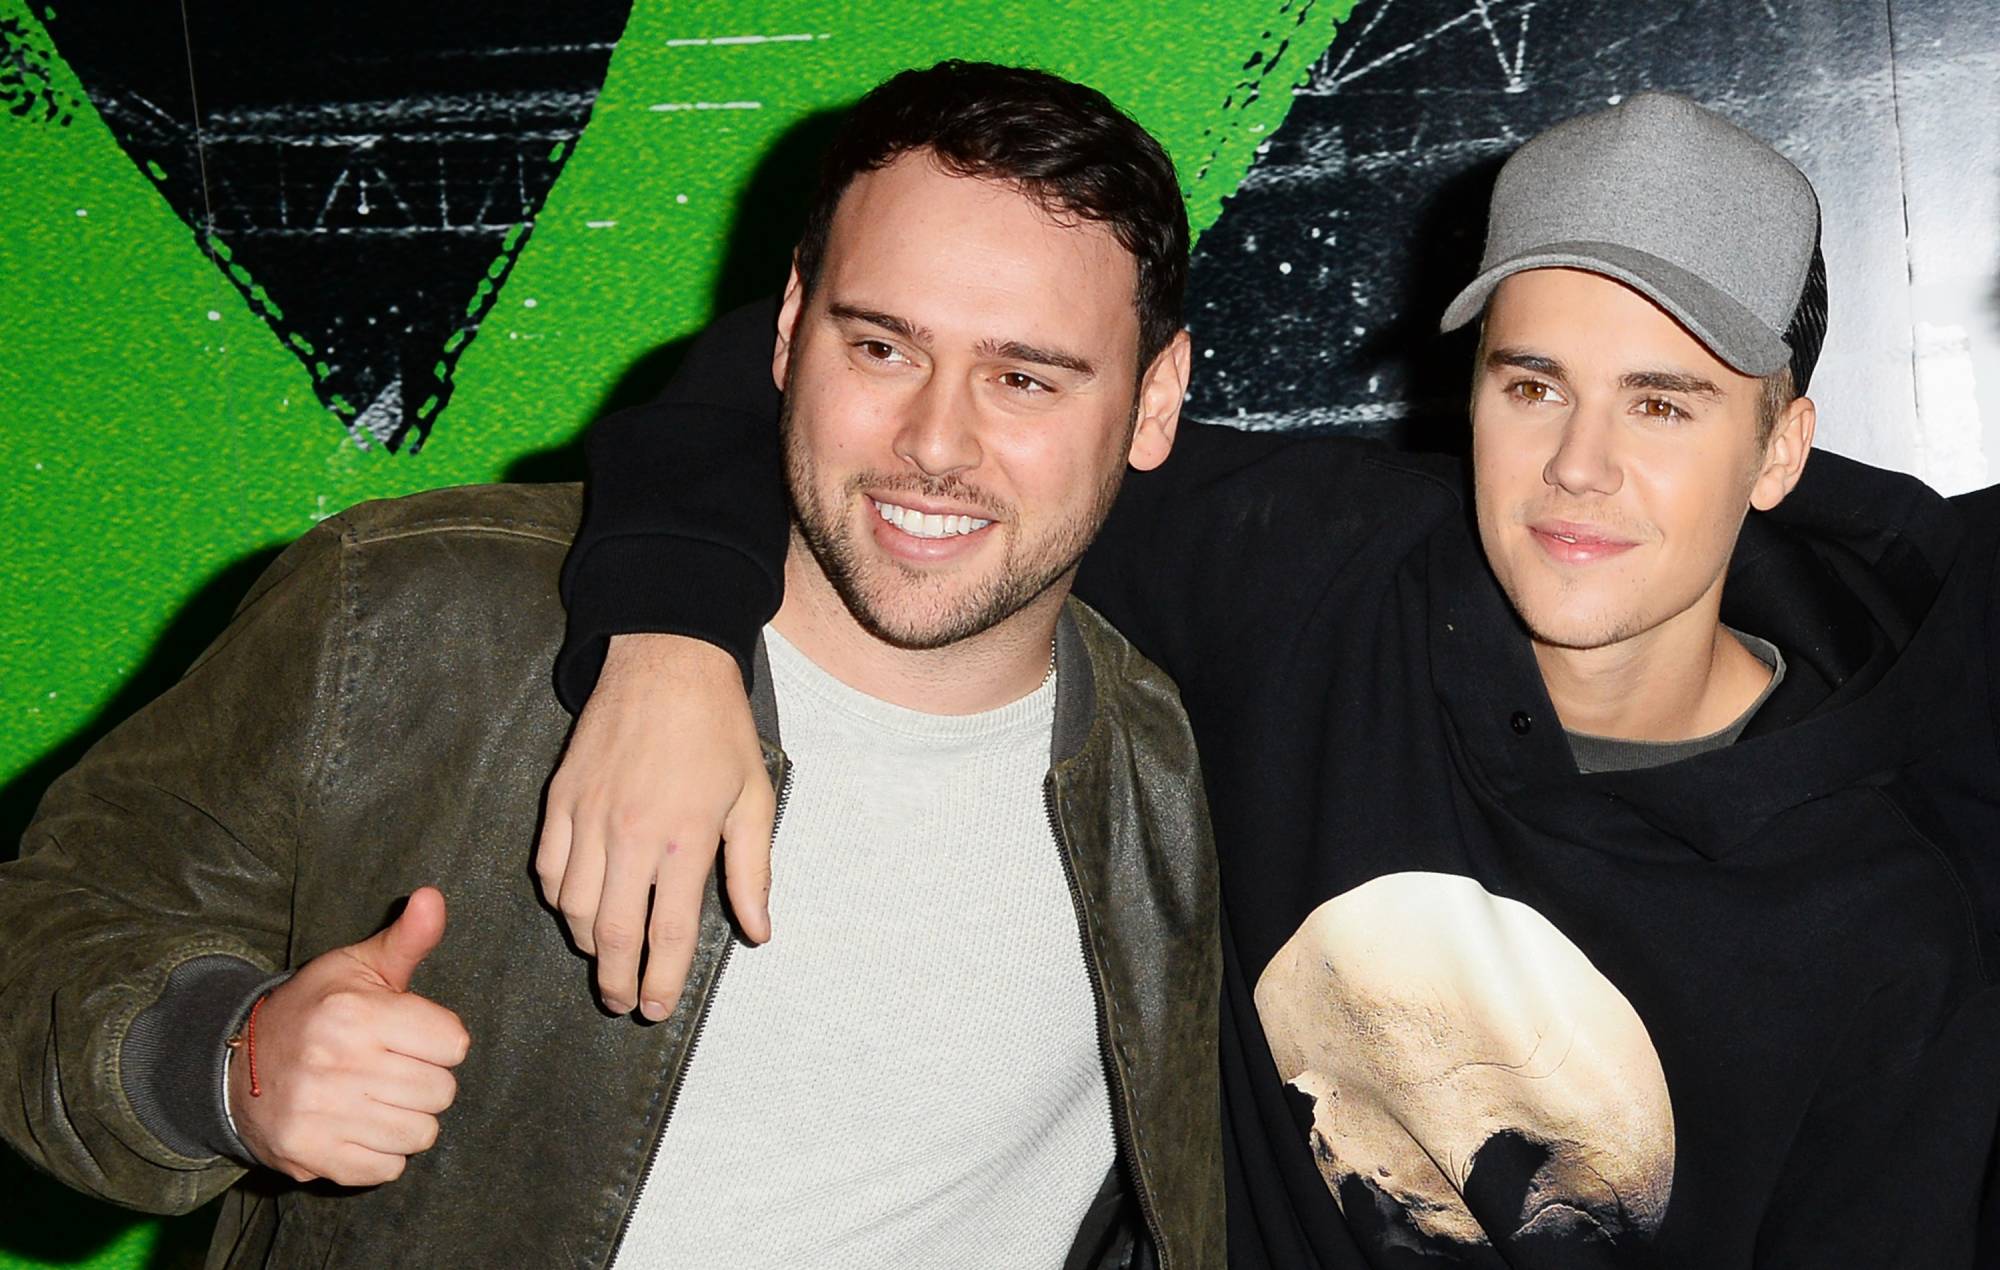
[2, 2, 1995, 1267]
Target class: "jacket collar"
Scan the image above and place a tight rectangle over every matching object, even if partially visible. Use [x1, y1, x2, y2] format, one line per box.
[749, 634, 781, 749]
[1051, 602, 1097, 766]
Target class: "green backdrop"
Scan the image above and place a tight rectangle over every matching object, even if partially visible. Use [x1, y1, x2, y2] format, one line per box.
[0, 1, 1352, 1265]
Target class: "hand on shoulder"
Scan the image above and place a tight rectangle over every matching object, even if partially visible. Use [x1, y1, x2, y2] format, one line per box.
[536, 634, 775, 1020]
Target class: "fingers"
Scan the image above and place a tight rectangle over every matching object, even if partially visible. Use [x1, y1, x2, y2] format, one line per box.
[347, 1100, 444, 1158]
[232, 942, 471, 1188]
[533, 805, 574, 910]
[375, 993, 471, 1068]
[721, 777, 778, 945]
[555, 820, 608, 957]
[638, 849, 710, 1021]
[366, 1054, 460, 1115]
[316, 1143, 417, 1188]
[540, 632, 771, 1021]
[316, 1104, 442, 1186]
[591, 835, 660, 1016]
[235, 1047, 454, 1186]
[348, 887, 447, 992]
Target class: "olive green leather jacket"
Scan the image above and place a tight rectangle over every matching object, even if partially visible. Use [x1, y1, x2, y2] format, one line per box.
[0, 484, 1223, 1269]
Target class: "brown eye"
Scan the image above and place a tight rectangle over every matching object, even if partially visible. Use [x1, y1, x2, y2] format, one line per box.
[855, 339, 910, 367]
[998, 371, 1052, 395]
[1638, 397, 1686, 421]
[1511, 379, 1553, 403]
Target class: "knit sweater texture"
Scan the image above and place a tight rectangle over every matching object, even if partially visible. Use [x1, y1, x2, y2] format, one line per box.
[613, 626, 1113, 1268]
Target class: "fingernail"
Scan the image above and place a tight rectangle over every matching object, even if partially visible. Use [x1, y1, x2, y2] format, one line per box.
[604, 998, 630, 1015]
[641, 999, 667, 1021]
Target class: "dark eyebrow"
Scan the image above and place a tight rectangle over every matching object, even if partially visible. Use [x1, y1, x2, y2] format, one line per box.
[827, 302, 932, 345]
[1486, 348, 1725, 401]
[828, 301, 1096, 378]
[976, 338, 1097, 378]
[1620, 369, 1724, 400]
[1485, 347, 1566, 378]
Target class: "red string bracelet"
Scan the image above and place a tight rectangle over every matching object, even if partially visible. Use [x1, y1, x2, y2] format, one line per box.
[226, 994, 268, 1098]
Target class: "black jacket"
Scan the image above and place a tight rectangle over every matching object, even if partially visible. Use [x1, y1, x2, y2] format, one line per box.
[556, 299, 2000, 1269]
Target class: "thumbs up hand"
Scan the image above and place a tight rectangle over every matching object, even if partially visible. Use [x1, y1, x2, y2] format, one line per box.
[230, 887, 471, 1186]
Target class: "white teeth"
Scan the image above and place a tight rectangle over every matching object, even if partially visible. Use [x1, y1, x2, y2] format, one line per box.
[870, 499, 992, 539]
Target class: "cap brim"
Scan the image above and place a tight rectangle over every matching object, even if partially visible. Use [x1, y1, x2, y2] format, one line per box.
[1438, 241, 1792, 377]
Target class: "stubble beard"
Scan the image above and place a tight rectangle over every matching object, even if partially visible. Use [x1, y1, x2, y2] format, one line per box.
[1484, 502, 1652, 654]
[1503, 573, 1648, 653]
[781, 397, 1125, 651]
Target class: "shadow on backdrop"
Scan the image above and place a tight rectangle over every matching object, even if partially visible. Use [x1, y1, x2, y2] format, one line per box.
[505, 107, 848, 485]
[0, 547, 281, 865]
[0, 1149, 211, 1269]
[1374, 156, 1499, 458]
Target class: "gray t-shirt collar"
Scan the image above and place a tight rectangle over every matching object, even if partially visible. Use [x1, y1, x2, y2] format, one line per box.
[1565, 629, 1786, 774]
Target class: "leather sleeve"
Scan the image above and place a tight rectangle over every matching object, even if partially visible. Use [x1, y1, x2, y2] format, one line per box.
[120, 955, 289, 1162]
[0, 523, 345, 1214]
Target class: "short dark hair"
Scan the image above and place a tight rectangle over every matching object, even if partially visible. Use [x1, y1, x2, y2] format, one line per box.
[1755, 367, 1796, 445]
[793, 60, 1189, 370]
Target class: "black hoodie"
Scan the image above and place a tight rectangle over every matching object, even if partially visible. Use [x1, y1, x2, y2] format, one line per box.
[556, 300, 2000, 1269]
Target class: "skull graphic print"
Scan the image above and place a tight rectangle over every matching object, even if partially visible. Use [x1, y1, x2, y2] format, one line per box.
[1254, 871, 1676, 1263]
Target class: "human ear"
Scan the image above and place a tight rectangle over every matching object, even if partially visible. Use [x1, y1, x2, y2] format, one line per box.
[772, 259, 805, 393]
[1749, 395, 1816, 512]
[1126, 329, 1190, 472]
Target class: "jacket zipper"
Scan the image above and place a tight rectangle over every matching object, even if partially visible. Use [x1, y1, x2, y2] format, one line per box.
[604, 759, 793, 1267]
[1045, 777, 1171, 1270]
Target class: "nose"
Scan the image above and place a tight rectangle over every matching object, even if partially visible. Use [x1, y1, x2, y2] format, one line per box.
[1541, 403, 1622, 498]
[893, 373, 981, 479]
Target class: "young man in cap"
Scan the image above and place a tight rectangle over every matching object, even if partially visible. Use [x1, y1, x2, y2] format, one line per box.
[543, 92, 2000, 1265]
[0, 63, 1225, 1268]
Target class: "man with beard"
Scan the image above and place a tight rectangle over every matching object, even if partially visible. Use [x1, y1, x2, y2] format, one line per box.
[540, 92, 2000, 1266]
[0, 62, 1223, 1269]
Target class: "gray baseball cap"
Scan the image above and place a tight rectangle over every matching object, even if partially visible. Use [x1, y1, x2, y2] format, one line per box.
[1440, 92, 1826, 388]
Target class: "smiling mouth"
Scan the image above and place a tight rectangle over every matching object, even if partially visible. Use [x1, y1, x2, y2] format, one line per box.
[1528, 521, 1638, 563]
[871, 498, 993, 539]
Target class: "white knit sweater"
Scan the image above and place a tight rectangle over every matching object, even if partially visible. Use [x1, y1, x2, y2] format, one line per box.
[611, 627, 1114, 1269]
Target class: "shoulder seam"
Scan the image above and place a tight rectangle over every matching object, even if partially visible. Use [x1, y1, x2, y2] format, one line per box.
[1869, 785, 1997, 989]
[302, 518, 355, 843]
[341, 514, 575, 548]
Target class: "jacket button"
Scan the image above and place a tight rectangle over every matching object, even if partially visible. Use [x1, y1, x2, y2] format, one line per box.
[1509, 711, 1533, 735]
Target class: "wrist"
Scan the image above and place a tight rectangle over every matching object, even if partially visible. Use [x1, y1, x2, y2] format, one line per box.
[220, 977, 288, 1165]
[604, 632, 738, 678]
[120, 955, 286, 1162]
[555, 537, 776, 710]
[224, 991, 270, 1098]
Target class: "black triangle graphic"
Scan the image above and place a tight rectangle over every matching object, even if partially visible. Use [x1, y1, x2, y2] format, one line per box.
[44, 2, 634, 452]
